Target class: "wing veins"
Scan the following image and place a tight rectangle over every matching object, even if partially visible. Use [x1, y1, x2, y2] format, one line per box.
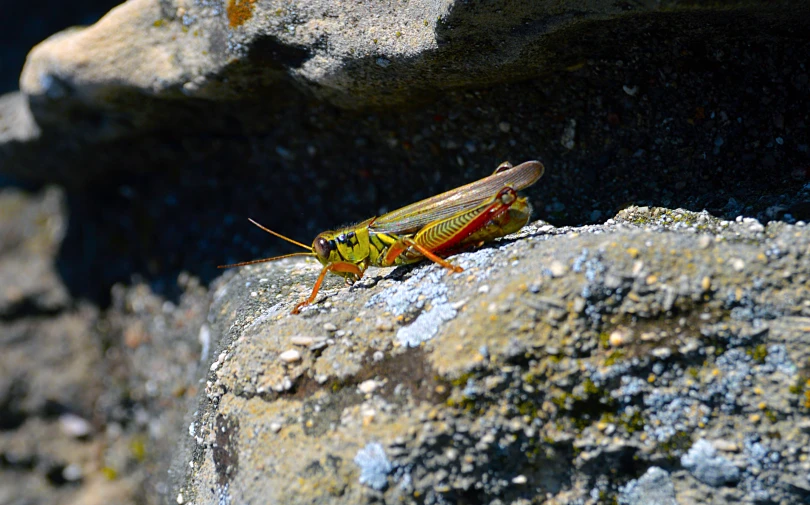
[370, 161, 543, 234]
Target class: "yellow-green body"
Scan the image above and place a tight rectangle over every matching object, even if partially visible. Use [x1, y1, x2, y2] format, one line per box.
[302, 161, 544, 312]
[220, 160, 545, 314]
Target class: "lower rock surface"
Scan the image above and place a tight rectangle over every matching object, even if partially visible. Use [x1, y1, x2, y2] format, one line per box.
[173, 206, 810, 505]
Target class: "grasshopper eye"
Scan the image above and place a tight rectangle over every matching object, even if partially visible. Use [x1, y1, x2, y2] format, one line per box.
[313, 236, 333, 260]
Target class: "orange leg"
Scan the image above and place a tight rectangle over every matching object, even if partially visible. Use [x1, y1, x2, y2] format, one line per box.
[292, 262, 365, 314]
[385, 237, 464, 274]
[382, 187, 520, 274]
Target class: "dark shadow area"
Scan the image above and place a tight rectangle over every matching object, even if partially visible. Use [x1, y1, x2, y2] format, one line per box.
[1, 11, 805, 307]
[0, 0, 123, 94]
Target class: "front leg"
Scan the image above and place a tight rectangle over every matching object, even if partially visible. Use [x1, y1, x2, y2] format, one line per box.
[292, 261, 365, 314]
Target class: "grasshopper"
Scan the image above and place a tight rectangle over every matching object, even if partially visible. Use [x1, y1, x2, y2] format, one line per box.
[220, 160, 544, 314]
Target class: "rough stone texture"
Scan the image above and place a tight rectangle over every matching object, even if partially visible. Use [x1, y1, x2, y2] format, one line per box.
[0, 187, 209, 505]
[0, 186, 68, 316]
[2, 0, 809, 185]
[174, 207, 810, 504]
[619, 466, 677, 505]
[2, 1, 810, 504]
[3, 1, 810, 303]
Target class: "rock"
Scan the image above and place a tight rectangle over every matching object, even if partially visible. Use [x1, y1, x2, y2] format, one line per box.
[619, 467, 677, 505]
[0, 0, 807, 320]
[171, 208, 810, 504]
[0, 186, 69, 316]
[2, 1, 810, 504]
[0, 186, 210, 505]
[0, 92, 39, 144]
[681, 439, 741, 487]
[354, 442, 393, 491]
[278, 349, 301, 363]
[1, 0, 808, 190]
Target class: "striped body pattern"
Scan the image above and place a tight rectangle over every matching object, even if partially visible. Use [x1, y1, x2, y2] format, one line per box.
[220, 160, 545, 313]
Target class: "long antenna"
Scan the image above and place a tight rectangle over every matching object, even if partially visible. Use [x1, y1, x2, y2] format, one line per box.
[248, 218, 311, 250]
[217, 218, 316, 269]
[218, 251, 315, 269]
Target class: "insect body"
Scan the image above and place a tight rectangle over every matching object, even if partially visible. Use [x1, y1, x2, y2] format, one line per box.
[220, 160, 544, 314]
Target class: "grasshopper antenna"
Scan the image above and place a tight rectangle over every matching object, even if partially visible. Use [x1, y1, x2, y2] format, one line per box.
[247, 218, 312, 250]
[217, 219, 315, 269]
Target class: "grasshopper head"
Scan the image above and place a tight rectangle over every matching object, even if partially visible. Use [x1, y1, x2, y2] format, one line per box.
[312, 232, 339, 266]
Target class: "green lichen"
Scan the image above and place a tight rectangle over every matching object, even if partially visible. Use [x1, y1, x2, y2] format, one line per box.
[604, 349, 625, 366]
[748, 344, 768, 363]
[658, 431, 692, 458]
[599, 331, 611, 349]
[516, 400, 539, 418]
[619, 410, 645, 434]
[449, 371, 478, 388]
[620, 208, 719, 232]
[582, 378, 600, 395]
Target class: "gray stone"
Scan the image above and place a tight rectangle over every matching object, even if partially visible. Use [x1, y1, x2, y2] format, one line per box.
[681, 439, 741, 487]
[170, 208, 810, 504]
[619, 467, 677, 505]
[2, 0, 808, 185]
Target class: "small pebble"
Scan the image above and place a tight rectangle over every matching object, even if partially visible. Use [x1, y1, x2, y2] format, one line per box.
[548, 260, 567, 277]
[451, 299, 467, 310]
[478, 285, 490, 294]
[640, 332, 658, 342]
[512, 475, 528, 484]
[713, 439, 739, 452]
[62, 464, 83, 482]
[323, 323, 338, 332]
[730, 258, 745, 272]
[290, 336, 326, 346]
[701, 276, 712, 292]
[609, 327, 632, 347]
[269, 422, 283, 433]
[359, 379, 380, 394]
[59, 413, 92, 438]
[279, 349, 301, 363]
[375, 318, 394, 331]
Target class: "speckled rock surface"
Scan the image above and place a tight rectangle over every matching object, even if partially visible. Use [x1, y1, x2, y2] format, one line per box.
[0, 186, 209, 505]
[2, 0, 809, 185]
[173, 206, 810, 504]
[18, 0, 805, 108]
[2, 1, 810, 504]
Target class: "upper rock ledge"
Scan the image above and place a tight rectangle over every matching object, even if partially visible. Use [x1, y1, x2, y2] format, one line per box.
[19, 0, 806, 109]
[1, 0, 807, 188]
